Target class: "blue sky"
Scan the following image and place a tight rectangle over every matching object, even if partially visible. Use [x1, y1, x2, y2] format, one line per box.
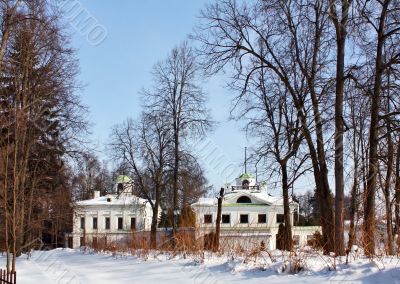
[62, 1, 253, 190]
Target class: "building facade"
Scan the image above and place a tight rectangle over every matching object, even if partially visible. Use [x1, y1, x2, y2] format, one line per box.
[191, 173, 320, 250]
[69, 173, 320, 251]
[69, 176, 155, 249]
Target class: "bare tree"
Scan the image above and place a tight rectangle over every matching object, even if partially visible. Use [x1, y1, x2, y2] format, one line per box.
[355, 0, 400, 256]
[0, 0, 21, 72]
[143, 41, 212, 234]
[395, 140, 400, 250]
[110, 114, 171, 249]
[329, 0, 352, 256]
[234, 65, 308, 251]
[194, 0, 336, 253]
[72, 153, 112, 200]
[0, 0, 85, 272]
[345, 83, 369, 251]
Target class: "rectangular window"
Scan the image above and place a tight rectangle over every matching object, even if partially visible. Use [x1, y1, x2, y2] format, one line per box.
[221, 214, 230, 224]
[204, 214, 212, 224]
[276, 214, 285, 223]
[258, 214, 267, 223]
[105, 217, 110, 230]
[118, 217, 123, 230]
[80, 217, 85, 229]
[130, 218, 136, 230]
[240, 214, 249, 224]
[93, 217, 98, 229]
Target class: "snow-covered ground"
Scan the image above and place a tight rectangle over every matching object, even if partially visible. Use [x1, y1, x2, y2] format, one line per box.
[1, 248, 400, 283]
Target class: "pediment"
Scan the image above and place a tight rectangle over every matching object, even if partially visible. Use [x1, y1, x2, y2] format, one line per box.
[223, 192, 272, 206]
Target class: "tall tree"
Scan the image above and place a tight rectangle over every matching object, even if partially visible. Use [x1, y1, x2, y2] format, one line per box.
[143, 41, 212, 234]
[329, 0, 352, 257]
[234, 67, 308, 251]
[356, 0, 400, 256]
[110, 114, 171, 249]
[194, 0, 336, 253]
[0, 0, 85, 271]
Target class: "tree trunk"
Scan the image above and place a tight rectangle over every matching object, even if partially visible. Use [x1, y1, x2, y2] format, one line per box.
[281, 163, 293, 251]
[172, 128, 179, 237]
[3, 137, 10, 273]
[363, 1, 387, 256]
[297, 107, 334, 254]
[383, 129, 394, 255]
[330, 0, 350, 256]
[347, 116, 359, 251]
[213, 188, 224, 252]
[150, 200, 159, 249]
[395, 142, 400, 250]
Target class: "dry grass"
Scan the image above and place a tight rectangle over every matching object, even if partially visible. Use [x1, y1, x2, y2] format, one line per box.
[76, 227, 400, 276]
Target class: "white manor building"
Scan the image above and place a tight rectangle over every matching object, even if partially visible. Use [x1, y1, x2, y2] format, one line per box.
[69, 175, 156, 249]
[69, 173, 320, 250]
[191, 172, 320, 250]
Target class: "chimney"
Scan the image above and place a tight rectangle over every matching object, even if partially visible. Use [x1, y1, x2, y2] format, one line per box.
[94, 190, 100, 199]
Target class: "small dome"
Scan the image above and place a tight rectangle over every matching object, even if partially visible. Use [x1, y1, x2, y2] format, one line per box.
[116, 175, 132, 183]
[239, 172, 254, 179]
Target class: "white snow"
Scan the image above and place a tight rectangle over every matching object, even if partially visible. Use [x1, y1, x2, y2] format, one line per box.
[1, 249, 399, 283]
[76, 194, 149, 206]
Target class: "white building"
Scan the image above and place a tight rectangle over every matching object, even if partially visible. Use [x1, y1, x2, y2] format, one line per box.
[191, 172, 320, 250]
[68, 173, 320, 251]
[69, 175, 155, 249]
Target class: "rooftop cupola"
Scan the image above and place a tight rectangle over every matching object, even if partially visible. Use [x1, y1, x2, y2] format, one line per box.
[232, 172, 260, 191]
[114, 175, 133, 196]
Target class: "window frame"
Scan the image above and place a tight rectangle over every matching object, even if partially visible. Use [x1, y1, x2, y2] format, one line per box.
[93, 217, 98, 229]
[130, 217, 136, 230]
[258, 214, 267, 224]
[221, 214, 230, 224]
[276, 214, 285, 224]
[80, 217, 85, 229]
[204, 214, 212, 224]
[105, 217, 110, 230]
[117, 217, 123, 230]
[240, 214, 249, 224]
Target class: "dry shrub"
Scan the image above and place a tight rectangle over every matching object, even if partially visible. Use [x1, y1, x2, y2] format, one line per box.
[310, 231, 324, 250]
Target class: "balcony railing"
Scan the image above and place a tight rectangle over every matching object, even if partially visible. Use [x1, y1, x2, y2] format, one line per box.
[231, 185, 260, 191]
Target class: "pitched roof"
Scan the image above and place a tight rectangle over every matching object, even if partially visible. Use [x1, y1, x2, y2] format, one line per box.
[76, 194, 150, 207]
[191, 191, 297, 207]
[239, 172, 254, 179]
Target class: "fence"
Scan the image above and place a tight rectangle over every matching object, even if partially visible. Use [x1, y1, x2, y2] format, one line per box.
[0, 269, 16, 284]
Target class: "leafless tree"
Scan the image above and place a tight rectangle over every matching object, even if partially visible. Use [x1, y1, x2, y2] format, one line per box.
[233, 64, 309, 251]
[110, 113, 171, 249]
[194, 0, 337, 254]
[329, 0, 352, 256]
[72, 153, 113, 200]
[344, 80, 369, 251]
[354, 0, 400, 256]
[0, 0, 85, 272]
[143, 41, 212, 234]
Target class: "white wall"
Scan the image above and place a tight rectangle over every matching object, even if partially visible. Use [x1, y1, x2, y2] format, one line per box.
[193, 204, 296, 229]
[192, 204, 318, 250]
[72, 204, 154, 248]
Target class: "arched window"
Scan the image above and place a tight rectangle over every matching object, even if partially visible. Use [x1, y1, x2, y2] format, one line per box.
[237, 196, 252, 203]
[242, 179, 250, 189]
